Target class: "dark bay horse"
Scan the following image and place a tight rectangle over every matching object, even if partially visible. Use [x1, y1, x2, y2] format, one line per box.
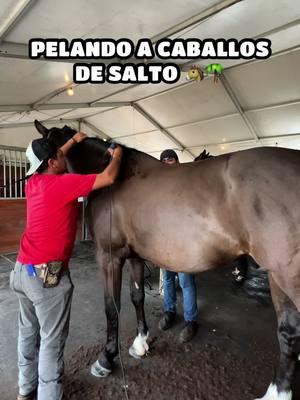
[34, 120, 300, 400]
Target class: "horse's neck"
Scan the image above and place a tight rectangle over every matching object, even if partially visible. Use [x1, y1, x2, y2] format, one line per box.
[67, 139, 108, 174]
[68, 140, 159, 175]
[125, 149, 158, 168]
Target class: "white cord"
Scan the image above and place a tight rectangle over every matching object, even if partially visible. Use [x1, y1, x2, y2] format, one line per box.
[109, 187, 130, 400]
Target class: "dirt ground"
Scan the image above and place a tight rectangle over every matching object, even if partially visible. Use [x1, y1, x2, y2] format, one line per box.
[1, 241, 299, 400]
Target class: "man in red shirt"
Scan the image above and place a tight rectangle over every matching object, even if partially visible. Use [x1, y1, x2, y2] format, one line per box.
[10, 132, 123, 400]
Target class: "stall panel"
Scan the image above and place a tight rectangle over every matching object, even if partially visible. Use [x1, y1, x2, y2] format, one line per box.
[0, 199, 26, 254]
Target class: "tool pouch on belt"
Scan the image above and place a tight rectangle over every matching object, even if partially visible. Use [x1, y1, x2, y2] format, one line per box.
[43, 261, 64, 288]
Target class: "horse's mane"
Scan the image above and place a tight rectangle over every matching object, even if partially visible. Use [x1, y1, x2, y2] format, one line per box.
[45, 122, 163, 166]
[87, 136, 159, 164]
[38, 120, 160, 165]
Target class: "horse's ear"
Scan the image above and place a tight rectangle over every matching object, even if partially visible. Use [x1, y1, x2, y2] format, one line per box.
[34, 120, 49, 137]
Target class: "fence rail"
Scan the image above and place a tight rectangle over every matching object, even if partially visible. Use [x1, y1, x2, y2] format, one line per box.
[0, 145, 27, 199]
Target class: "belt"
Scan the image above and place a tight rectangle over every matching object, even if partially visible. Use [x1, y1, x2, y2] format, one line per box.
[32, 264, 47, 279]
[33, 265, 46, 279]
[35, 263, 48, 269]
[30, 263, 67, 279]
[34, 263, 67, 270]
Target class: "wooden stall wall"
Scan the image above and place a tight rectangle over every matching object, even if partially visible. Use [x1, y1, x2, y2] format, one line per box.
[0, 200, 26, 253]
[0, 199, 85, 254]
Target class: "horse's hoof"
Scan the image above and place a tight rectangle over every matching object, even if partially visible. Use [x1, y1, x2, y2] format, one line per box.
[129, 346, 143, 359]
[90, 360, 111, 378]
[128, 332, 149, 359]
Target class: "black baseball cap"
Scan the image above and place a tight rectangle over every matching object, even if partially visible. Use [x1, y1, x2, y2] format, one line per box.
[26, 138, 58, 175]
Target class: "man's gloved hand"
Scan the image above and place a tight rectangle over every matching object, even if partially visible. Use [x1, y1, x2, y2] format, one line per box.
[109, 142, 118, 150]
[107, 143, 123, 159]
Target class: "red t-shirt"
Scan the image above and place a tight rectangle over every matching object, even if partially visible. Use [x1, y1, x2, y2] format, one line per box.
[18, 173, 97, 265]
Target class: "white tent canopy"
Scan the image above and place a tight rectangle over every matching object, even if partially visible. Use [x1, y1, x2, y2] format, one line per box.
[0, 0, 299, 162]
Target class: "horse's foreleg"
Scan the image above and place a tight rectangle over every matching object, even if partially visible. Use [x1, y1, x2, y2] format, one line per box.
[91, 250, 124, 378]
[255, 273, 300, 400]
[127, 258, 149, 359]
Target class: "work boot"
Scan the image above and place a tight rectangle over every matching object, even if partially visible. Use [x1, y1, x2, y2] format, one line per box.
[158, 311, 176, 330]
[179, 321, 198, 343]
[17, 389, 37, 400]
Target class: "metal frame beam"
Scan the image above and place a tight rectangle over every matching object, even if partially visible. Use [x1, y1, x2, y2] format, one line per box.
[0, 115, 113, 143]
[220, 74, 260, 142]
[186, 132, 300, 150]
[0, 0, 37, 42]
[59, 103, 126, 122]
[0, 0, 298, 155]
[0, 117, 79, 129]
[0, 144, 26, 151]
[258, 133, 300, 144]
[150, 0, 242, 43]
[32, 83, 77, 108]
[0, 101, 132, 113]
[0, 0, 241, 61]
[106, 47, 300, 107]
[132, 103, 195, 159]
[1, 119, 300, 157]
[228, 44, 300, 72]
[88, 1, 242, 105]
[108, 95, 300, 140]
[93, 45, 300, 107]
[0, 41, 144, 64]
[187, 139, 256, 149]
[81, 119, 111, 140]
[252, 18, 300, 40]
[135, 81, 193, 103]
[112, 112, 241, 139]
[2, 95, 300, 131]
[0, 2, 298, 121]
[0, 0, 242, 116]
[0, 40, 187, 65]
[180, 20, 300, 72]
[90, 84, 140, 105]
[246, 99, 300, 113]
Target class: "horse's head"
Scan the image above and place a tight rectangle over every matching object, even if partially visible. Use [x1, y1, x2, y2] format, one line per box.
[34, 120, 111, 174]
[194, 149, 213, 162]
[34, 119, 77, 147]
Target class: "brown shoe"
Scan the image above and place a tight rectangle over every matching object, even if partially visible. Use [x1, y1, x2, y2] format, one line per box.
[179, 321, 198, 343]
[17, 389, 37, 400]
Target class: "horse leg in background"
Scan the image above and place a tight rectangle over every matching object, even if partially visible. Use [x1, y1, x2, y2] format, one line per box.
[232, 254, 249, 283]
[255, 273, 300, 400]
[127, 258, 149, 359]
[91, 250, 125, 378]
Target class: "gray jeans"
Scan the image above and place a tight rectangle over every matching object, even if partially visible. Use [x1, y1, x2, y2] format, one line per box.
[10, 261, 74, 400]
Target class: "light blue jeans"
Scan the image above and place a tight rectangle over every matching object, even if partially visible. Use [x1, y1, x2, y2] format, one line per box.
[162, 270, 198, 322]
